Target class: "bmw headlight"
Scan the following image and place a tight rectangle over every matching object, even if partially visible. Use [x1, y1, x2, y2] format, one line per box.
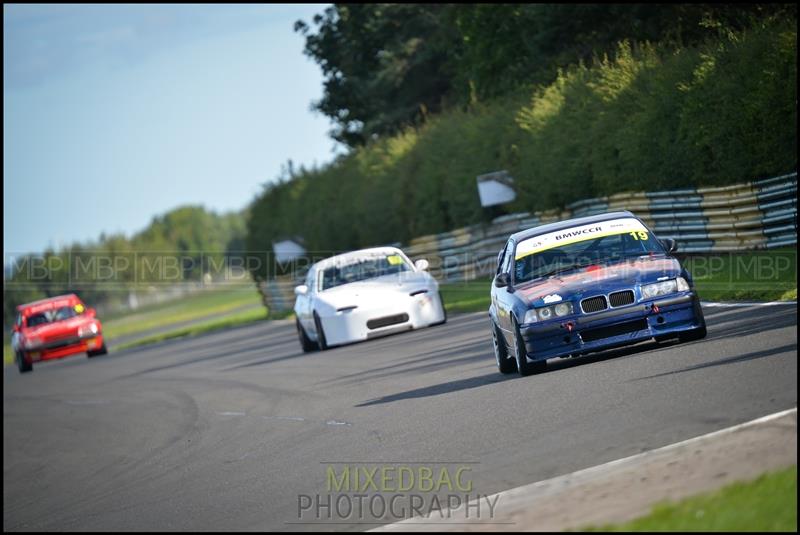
[522, 302, 574, 323]
[641, 277, 689, 299]
[523, 309, 539, 324]
[554, 302, 572, 317]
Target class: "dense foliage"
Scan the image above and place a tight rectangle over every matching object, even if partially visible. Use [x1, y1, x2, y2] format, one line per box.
[297, 4, 794, 147]
[247, 13, 797, 280]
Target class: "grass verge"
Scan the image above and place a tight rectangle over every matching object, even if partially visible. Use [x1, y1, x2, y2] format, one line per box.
[681, 249, 797, 302]
[582, 465, 797, 531]
[440, 278, 492, 314]
[100, 286, 264, 340]
[3, 286, 268, 365]
[4, 306, 293, 365]
[112, 306, 276, 352]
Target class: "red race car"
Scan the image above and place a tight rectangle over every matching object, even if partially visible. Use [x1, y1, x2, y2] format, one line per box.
[11, 294, 108, 373]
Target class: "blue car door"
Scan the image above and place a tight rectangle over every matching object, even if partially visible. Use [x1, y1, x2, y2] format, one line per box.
[493, 239, 517, 346]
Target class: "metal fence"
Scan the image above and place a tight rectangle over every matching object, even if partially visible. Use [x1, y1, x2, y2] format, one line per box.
[259, 172, 797, 312]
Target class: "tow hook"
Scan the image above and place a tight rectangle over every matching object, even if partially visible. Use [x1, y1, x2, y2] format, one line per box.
[651, 303, 660, 314]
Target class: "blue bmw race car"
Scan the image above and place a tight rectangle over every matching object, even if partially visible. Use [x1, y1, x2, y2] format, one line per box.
[489, 211, 707, 376]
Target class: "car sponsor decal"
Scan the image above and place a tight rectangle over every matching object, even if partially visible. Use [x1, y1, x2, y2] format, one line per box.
[386, 254, 404, 265]
[542, 294, 563, 304]
[515, 217, 649, 260]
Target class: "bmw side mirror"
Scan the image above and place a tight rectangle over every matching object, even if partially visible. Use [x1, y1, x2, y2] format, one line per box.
[85, 307, 96, 318]
[494, 272, 511, 288]
[661, 238, 678, 253]
[294, 285, 309, 296]
[414, 259, 430, 271]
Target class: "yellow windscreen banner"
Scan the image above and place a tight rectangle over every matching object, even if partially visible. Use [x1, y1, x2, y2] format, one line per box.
[74, 303, 85, 314]
[515, 217, 649, 260]
[387, 254, 403, 265]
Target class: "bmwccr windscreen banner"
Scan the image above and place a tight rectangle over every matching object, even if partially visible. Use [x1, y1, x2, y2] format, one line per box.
[514, 217, 651, 260]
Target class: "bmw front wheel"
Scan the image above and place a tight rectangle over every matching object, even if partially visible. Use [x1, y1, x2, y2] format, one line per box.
[493, 322, 516, 374]
[513, 320, 546, 377]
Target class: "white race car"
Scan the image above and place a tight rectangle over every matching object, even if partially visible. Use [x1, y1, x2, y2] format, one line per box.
[293, 247, 447, 351]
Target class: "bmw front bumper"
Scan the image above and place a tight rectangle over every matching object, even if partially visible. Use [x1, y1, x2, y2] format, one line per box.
[519, 292, 705, 362]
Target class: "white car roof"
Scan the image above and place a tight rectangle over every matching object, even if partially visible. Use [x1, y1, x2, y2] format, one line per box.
[313, 247, 407, 270]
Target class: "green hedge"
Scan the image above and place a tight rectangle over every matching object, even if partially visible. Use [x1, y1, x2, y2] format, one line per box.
[246, 20, 797, 279]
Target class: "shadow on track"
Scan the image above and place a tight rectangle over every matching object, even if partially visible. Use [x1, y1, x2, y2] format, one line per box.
[630, 342, 797, 382]
[356, 372, 515, 406]
[352, 336, 713, 407]
[703, 307, 796, 341]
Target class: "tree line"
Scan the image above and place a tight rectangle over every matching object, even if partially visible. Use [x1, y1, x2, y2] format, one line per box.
[4, 206, 246, 326]
[295, 4, 794, 147]
[245, 5, 796, 282]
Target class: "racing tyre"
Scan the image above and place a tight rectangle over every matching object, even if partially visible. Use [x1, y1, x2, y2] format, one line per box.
[492, 322, 516, 374]
[679, 324, 707, 343]
[296, 319, 319, 353]
[313, 312, 329, 351]
[87, 343, 108, 358]
[513, 320, 546, 377]
[16, 351, 32, 373]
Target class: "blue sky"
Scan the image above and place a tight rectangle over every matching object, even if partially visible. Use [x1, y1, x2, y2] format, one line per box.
[4, 4, 340, 256]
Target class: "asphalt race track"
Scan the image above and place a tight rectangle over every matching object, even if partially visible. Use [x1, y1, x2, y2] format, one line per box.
[3, 303, 797, 531]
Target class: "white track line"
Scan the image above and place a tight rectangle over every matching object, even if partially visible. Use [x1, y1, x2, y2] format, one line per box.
[372, 407, 797, 531]
[701, 301, 796, 307]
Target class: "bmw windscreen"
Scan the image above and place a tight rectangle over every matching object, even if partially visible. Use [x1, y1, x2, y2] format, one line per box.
[514, 217, 667, 284]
